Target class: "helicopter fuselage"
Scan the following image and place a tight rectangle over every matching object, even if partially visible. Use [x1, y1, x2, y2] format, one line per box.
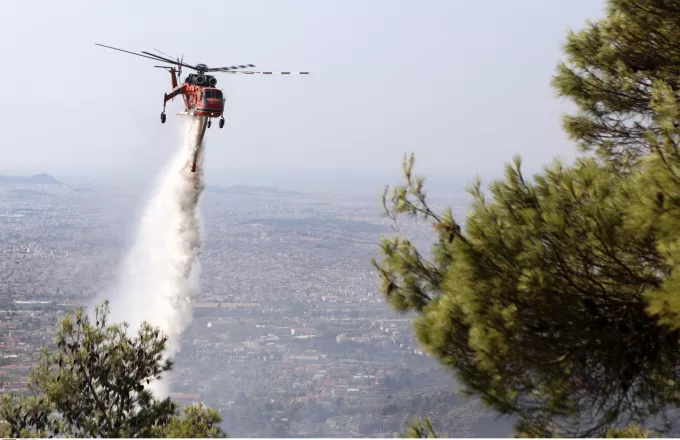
[163, 68, 225, 118]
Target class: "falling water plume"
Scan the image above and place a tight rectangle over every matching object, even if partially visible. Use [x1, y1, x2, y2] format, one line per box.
[92, 116, 208, 398]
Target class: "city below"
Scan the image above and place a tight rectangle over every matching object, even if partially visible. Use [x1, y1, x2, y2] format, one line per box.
[0, 176, 512, 437]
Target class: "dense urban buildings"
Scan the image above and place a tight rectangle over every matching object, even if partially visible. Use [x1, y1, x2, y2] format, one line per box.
[0, 178, 512, 437]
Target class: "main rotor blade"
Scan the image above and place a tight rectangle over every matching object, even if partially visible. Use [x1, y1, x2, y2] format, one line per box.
[220, 71, 310, 75]
[153, 48, 178, 60]
[207, 64, 256, 72]
[140, 51, 197, 70]
[95, 43, 176, 63]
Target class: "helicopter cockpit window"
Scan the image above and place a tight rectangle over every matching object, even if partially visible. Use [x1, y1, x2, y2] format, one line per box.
[214, 90, 223, 100]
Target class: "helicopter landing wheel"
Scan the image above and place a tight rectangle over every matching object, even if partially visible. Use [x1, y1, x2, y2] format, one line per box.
[160, 113, 166, 124]
[207, 120, 212, 128]
[219, 118, 225, 129]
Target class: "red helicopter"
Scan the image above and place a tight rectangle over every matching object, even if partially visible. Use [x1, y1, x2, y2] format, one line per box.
[95, 43, 310, 130]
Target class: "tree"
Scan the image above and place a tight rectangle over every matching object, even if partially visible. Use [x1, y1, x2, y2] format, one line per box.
[372, 151, 680, 436]
[399, 417, 442, 438]
[373, 0, 680, 435]
[552, 0, 680, 169]
[0, 301, 226, 438]
[605, 424, 650, 438]
[152, 403, 225, 438]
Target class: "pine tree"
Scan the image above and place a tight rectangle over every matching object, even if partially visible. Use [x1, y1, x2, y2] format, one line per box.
[605, 424, 650, 438]
[399, 417, 441, 438]
[374, 1, 680, 435]
[552, 0, 680, 169]
[0, 301, 226, 438]
[152, 403, 225, 438]
[374, 153, 680, 436]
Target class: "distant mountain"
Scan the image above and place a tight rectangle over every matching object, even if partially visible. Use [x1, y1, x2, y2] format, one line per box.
[0, 173, 61, 185]
[206, 185, 305, 196]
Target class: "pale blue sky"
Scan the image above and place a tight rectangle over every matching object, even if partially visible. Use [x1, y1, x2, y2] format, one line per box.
[0, 0, 605, 189]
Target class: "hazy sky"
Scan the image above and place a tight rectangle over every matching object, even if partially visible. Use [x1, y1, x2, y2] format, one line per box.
[0, 0, 606, 188]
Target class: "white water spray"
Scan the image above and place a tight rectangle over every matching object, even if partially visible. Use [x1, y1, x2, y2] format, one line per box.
[93, 116, 208, 397]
